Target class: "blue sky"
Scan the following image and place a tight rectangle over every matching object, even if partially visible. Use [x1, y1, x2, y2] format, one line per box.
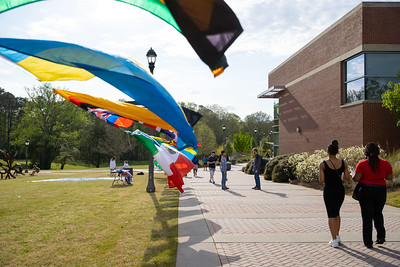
[0, 0, 395, 119]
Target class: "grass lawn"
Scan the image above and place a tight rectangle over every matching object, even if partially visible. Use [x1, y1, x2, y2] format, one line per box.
[387, 188, 400, 208]
[0, 168, 179, 266]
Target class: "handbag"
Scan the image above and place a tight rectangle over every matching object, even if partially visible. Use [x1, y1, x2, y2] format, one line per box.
[352, 183, 361, 200]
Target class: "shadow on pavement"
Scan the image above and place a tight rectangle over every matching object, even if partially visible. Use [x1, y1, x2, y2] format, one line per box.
[379, 246, 400, 257]
[179, 197, 203, 208]
[261, 189, 288, 198]
[227, 190, 246, 197]
[341, 244, 400, 267]
[177, 216, 241, 266]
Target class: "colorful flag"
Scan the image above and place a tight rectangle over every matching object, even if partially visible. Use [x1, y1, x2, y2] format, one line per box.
[0, 38, 197, 149]
[0, 0, 42, 13]
[131, 129, 193, 193]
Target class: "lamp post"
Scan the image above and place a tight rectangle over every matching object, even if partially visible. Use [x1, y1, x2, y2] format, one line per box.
[254, 128, 257, 148]
[146, 48, 157, 193]
[222, 125, 226, 150]
[24, 140, 29, 173]
[269, 130, 274, 157]
[261, 132, 265, 148]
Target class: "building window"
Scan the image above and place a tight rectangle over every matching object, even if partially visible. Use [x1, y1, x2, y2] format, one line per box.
[344, 53, 400, 103]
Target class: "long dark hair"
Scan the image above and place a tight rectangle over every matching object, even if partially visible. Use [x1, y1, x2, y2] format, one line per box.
[327, 140, 339, 155]
[364, 142, 380, 172]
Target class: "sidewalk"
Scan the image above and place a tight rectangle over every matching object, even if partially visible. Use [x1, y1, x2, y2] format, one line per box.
[176, 163, 400, 267]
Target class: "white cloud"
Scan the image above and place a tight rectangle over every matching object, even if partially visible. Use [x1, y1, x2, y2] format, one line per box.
[228, 0, 363, 57]
[26, 16, 79, 40]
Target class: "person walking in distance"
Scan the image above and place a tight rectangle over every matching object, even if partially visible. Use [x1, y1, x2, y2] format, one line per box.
[208, 151, 217, 184]
[319, 140, 350, 248]
[353, 142, 393, 248]
[220, 150, 229, 190]
[252, 148, 262, 190]
[203, 155, 208, 171]
[192, 156, 199, 177]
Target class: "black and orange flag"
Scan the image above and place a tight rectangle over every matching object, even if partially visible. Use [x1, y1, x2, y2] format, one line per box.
[164, 0, 243, 77]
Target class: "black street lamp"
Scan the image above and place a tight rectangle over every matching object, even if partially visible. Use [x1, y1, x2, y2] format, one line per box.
[222, 125, 226, 149]
[24, 140, 29, 173]
[269, 130, 274, 157]
[146, 47, 157, 74]
[146, 48, 157, 193]
[254, 128, 257, 147]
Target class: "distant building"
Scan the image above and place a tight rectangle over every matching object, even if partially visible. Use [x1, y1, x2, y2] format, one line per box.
[258, 2, 400, 155]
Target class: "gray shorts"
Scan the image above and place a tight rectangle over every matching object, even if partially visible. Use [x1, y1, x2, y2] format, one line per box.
[209, 167, 215, 177]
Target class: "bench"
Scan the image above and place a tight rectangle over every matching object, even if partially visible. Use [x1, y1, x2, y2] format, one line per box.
[111, 168, 133, 185]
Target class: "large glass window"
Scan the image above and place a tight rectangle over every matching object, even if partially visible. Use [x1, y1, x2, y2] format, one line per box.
[346, 54, 364, 81]
[346, 78, 364, 103]
[344, 53, 400, 103]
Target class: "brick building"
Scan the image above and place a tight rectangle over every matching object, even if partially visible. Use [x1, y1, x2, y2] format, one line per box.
[258, 2, 400, 155]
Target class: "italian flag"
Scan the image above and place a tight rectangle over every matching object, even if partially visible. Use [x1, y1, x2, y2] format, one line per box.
[132, 129, 193, 193]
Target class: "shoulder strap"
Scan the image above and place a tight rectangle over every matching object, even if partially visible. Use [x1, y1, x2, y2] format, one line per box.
[328, 159, 341, 178]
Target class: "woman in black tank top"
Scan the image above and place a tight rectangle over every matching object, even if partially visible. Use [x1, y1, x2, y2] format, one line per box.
[319, 140, 350, 248]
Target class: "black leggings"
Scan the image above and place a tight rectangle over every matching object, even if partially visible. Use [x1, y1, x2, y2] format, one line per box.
[359, 185, 387, 247]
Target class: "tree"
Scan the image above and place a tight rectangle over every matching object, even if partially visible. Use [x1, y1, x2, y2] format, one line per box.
[193, 121, 217, 156]
[243, 111, 273, 141]
[382, 74, 400, 126]
[196, 104, 241, 146]
[0, 88, 26, 152]
[225, 139, 233, 156]
[233, 132, 252, 153]
[13, 84, 87, 169]
[77, 114, 131, 167]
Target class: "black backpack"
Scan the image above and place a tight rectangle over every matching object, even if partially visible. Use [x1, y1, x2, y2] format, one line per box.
[261, 157, 267, 169]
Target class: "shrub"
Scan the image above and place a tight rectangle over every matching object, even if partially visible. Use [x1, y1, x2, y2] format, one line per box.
[338, 146, 365, 170]
[264, 157, 278, 180]
[384, 149, 400, 188]
[296, 149, 326, 183]
[285, 153, 308, 182]
[243, 159, 254, 174]
[272, 160, 289, 182]
[242, 157, 270, 175]
[264, 155, 288, 180]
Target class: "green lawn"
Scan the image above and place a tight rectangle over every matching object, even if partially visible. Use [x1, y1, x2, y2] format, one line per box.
[0, 168, 179, 266]
[387, 190, 400, 208]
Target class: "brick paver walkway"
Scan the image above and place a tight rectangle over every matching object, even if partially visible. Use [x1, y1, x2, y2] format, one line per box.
[177, 163, 400, 267]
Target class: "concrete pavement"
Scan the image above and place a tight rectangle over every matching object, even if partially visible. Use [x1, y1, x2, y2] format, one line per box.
[176, 163, 400, 267]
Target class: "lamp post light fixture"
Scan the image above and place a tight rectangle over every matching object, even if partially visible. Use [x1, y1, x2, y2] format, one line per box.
[146, 48, 157, 193]
[146, 47, 157, 74]
[222, 125, 226, 150]
[24, 140, 29, 173]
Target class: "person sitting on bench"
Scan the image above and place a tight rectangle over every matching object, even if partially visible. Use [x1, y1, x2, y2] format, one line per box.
[13, 164, 25, 176]
[30, 165, 40, 176]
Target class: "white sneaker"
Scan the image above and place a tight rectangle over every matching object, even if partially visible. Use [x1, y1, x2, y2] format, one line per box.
[336, 235, 341, 244]
[330, 239, 339, 248]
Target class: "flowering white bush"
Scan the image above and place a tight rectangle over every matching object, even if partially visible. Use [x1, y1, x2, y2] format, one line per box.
[296, 150, 325, 183]
[338, 146, 365, 170]
[286, 153, 308, 180]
